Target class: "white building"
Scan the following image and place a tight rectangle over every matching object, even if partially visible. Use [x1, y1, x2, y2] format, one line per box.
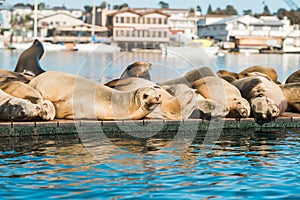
[198, 15, 293, 41]
[38, 12, 107, 41]
[107, 8, 170, 50]
[0, 0, 11, 29]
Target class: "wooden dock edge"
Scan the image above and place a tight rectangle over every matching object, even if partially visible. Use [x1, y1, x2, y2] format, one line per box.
[0, 115, 300, 137]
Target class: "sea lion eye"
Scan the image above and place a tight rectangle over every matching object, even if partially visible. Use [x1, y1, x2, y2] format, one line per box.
[257, 94, 264, 97]
[143, 94, 149, 99]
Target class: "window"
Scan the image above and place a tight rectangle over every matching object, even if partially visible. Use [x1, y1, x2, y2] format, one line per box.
[120, 17, 124, 23]
[120, 30, 124, 36]
[158, 18, 162, 24]
[152, 31, 156, 37]
[126, 17, 130, 23]
[164, 31, 168, 38]
[164, 19, 167, 24]
[115, 17, 119, 23]
[132, 17, 136, 23]
[147, 18, 151, 24]
[158, 31, 162, 37]
[153, 18, 156, 24]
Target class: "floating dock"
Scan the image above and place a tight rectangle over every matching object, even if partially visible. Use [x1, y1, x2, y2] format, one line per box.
[1, 113, 300, 137]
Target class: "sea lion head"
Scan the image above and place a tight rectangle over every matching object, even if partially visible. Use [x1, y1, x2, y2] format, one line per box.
[251, 96, 280, 125]
[121, 61, 152, 80]
[227, 97, 251, 118]
[0, 98, 42, 121]
[197, 99, 229, 119]
[38, 100, 56, 120]
[135, 86, 161, 111]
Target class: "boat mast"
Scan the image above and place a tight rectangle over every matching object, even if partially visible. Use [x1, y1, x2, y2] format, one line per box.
[34, 0, 38, 38]
[91, 0, 96, 42]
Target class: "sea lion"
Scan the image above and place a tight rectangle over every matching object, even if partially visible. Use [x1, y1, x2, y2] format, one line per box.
[14, 39, 45, 77]
[105, 77, 196, 120]
[0, 80, 55, 120]
[0, 69, 33, 83]
[192, 76, 251, 118]
[238, 66, 279, 84]
[0, 89, 42, 121]
[120, 61, 152, 80]
[105, 61, 152, 87]
[280, 83, 300, 113]
[29, 71, 161, 120]
[162, 84, 229, 119]
[217, 69, 239, 82]
[232, 76, 287, 125]
[158, 66, 216, 86]
[285, 69, 300, 84]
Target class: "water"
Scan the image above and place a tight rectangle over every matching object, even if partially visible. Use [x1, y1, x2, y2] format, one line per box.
[0, 130, 299, 199]
[1, 49, 300, 199]
[1, 49, 300, 83]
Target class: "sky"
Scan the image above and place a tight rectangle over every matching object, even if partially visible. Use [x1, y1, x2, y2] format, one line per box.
[7, 0, 295, 14]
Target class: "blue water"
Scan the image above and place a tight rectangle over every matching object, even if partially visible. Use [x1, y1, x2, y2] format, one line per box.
[0, 130, 299, 199]
[1, 49, 300, 83]
[1, 49, 300, 199]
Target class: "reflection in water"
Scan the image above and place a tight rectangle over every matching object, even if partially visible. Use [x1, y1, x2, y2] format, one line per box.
[2, 50, 300, 84]
[0, 129, 299, 199]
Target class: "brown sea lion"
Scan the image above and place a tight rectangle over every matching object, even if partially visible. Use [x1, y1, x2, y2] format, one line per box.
[232, 76, 287, 125]
[0, 81, 55, 120]
[192, 76, 251, 118]
[285, 69, 300, 84]
[238, 66, 279, 83]
[105, 77, 196, 120]
[158, 66, 216, 86]
[0, 69, 33, 83]
[162, 84, 229, 119]
[14, 39, 45, 77]
[29, 71, 161, 120]
[0, 89, 43, 121]
[280, 83, 300, 113]
[217, 69, 239, 82]
[105, 61, 152, 87]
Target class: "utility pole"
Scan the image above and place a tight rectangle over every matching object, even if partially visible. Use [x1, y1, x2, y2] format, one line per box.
[91, 0, 96, 42]
[34, 0, 38, 38]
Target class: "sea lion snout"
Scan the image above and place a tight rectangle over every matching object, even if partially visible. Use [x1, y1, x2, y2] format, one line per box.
[251, 97, 280, 125]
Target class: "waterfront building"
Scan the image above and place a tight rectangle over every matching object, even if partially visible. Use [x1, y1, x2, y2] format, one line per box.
[106, 8, 170, 50]
[38, 12, 107, 42]
[198, 15, 293, 42]
[0, 0, 11, 30]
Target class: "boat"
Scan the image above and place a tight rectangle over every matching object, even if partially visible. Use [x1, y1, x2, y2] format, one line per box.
[160, 39, 220, 56]
[75, 43, 121, 53]
[9, 42, 68, 51]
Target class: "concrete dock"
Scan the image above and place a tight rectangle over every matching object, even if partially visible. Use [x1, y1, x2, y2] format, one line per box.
[1, 112, 300, 137]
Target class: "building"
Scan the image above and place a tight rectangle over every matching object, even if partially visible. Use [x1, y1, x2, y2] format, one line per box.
[38, 12, 107, 42]
[106, 8, 170, 50]
[198, 15, 292, 41]
[0, 0, 11, 30]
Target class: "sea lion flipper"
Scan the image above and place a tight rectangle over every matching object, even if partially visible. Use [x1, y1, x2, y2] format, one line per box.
[14, 39, 45, 77]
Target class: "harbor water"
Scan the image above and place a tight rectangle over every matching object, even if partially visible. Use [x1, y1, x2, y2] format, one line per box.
[0, 48, 300, 199]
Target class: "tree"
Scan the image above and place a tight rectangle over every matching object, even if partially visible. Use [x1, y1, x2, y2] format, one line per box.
[196, 5, 201, 12]
[243, 9, 253, 16]
[84, 5, 92, 13]
[207, 4, 213, 15]
[225, 5, 238, 15]
[263, 5, 271, 15]
[38, 3, 46, 10]
[188, 8, 195, 16]
[113, 3, 129, 10]
[99, 1, 110, 9]
[158, 1, 169, 9]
